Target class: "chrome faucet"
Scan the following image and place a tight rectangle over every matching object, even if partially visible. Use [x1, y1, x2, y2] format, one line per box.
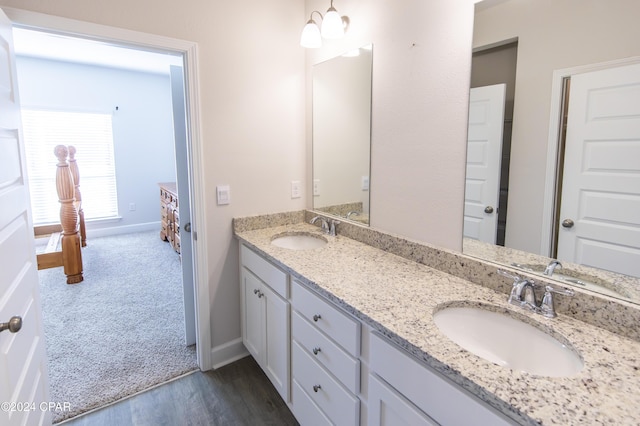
[509, 277, 537, 310]
[544, 260, 563, 276]
[540, 285, 575, 318]
[328, 219, 340, 236]
[310, 216, 329, 232]
[310, 216, 340, 236]
[498, 269, 574, 318]
[346, 211, 360, 219]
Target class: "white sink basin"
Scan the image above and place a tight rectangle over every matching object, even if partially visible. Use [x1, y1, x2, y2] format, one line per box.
[271, 232, 327, 250]
[433, 305, 583, 377]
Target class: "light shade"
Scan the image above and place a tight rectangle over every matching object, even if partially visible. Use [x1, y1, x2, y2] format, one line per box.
[300, 19, 322, 48]
[321, 7, 344, 39]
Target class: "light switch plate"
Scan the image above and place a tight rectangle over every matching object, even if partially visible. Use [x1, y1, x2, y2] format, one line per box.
[291, 180, 301, 199]
[217, 185, 230, 205]
[313, 179, 320, 196]
[362, 176, 370, 191]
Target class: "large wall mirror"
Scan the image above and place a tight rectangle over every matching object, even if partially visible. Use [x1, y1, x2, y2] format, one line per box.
[463, 0, 640, 304]
[312, 44, 373, 225]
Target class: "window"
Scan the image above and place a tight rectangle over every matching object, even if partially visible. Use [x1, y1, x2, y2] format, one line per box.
[22, 109, 119, 225]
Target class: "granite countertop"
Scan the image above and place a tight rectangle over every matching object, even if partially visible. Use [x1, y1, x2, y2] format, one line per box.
[235, 222, 640, 425]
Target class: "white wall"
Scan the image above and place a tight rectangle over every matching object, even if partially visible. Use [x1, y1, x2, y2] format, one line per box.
[1, 0, 307, 364]
[305, 0, 475, 251]
[16, 56, 176, 235]
[474, 0, 640, 254]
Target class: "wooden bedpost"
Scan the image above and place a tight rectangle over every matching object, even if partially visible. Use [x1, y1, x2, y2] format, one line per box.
[68, 145, 87, 247]
[54, 145, 83, 284]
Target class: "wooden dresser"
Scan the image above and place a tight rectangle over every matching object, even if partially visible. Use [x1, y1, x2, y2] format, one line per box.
[159, 182, 180, 254]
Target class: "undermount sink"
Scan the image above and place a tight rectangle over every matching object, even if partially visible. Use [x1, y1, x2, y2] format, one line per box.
[270, 232, 327, 250]
[433, 305, 583, 377]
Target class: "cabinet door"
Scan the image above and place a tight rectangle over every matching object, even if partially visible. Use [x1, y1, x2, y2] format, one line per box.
[263, 283, 290, 402]
[242, 269, 264, 362]
[369, 375, 437, 426]
[370, 333, 514, 425]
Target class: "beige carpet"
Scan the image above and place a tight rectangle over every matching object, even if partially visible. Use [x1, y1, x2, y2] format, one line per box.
[38, 231, 198, 423]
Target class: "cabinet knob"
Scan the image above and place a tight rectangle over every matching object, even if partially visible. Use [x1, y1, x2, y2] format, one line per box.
[253, 289, 263, 298]
[312, 347, 321, 355]
[313, 314, 321, 322]
[313, 384, 322, 393]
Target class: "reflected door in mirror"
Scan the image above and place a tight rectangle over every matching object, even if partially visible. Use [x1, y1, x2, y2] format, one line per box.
[464, 84, 506, 244]
[557, 62, 640, 278]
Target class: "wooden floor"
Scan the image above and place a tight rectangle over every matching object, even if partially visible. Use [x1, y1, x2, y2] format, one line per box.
[59, 356, 299, 426]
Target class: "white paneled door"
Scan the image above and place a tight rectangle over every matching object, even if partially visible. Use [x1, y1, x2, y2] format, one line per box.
[464, 84, 506, 244]
[558, 62, 640, 277]
[0, 7, 52, 426]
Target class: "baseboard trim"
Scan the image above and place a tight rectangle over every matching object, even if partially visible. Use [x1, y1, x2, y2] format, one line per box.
[86, 221, 160, 238]
[210, 337, 249, 370]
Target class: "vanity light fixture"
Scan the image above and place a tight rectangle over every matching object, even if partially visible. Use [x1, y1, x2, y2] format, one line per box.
[300, 0, 350, 48]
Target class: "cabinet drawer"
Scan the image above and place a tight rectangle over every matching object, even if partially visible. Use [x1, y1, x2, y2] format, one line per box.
[291, 280, 360, 356]
[292, 341, 359, 426]
[370, 333, 514, 426]
[292, 378, 332, 426]
[240, 244, 287, 298]
[292, 310, 359, 394]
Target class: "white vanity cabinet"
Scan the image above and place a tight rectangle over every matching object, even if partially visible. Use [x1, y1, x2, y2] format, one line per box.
[368, 333, 515, 426]
[290, 279, 361, 425]
[238, 241, 518, 425]
[239, 244, 290, 402]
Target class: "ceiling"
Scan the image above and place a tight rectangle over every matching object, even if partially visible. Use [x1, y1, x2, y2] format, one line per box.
[12, 27, 183, 74]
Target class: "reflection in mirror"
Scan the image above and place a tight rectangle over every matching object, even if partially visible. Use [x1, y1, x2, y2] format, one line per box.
[312, 44, 373, 225]
[463, 0, 640, 304]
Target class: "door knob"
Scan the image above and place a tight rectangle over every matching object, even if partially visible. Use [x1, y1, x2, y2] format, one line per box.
[561, 219, 575, 228]
[0, 316, 22, 334]
[484, 206, 494, 214]
[183, 222, 191, 232]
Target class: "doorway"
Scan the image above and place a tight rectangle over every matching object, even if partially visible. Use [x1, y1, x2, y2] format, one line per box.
[10, 23, 202, 420]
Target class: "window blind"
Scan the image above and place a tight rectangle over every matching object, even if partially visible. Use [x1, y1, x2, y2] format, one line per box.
[22, 109, 119, 225]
